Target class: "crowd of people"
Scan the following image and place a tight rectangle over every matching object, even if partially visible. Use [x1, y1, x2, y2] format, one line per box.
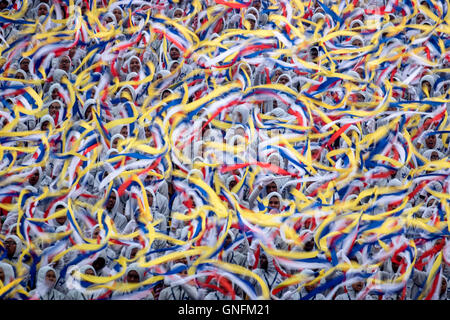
[0, 0, 449, 300]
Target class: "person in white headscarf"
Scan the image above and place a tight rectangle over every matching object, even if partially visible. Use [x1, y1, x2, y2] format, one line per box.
[231, 104, 250, 125]
[419, 74, 436, 97]
[146, 186, 170, 220]
[34, 3, 57, 31]
[251, 251, 284, 298]
[102, 11, 117, 29]
[221, 230, 248, 268]
[265, 191, 284, 213]
[0, 261, 15, 286]
[0, 261, 21, 299]
[65, 264, 106, 300]
[158, 262, 199, 300]
[244, 13, 258, 30]
[4, 234, 24, 264]
[247, 174, 281, 210]
[104, 189, 128, 233]
[418, 130, 445, 154]
[29, 265, 66, 300]
[282, 269, 326, 300]
[111, 263, 154, 300]
[38, 114, 55, 131]
[334, 277, 375, 300]
[120, 55, 144, 82]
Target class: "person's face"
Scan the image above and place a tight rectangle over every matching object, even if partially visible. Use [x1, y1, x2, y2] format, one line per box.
[236, 112, 243, 123]
[38, 4, 48, 17]
[85, 268, 95, 276]
[278, 75, 289, 85]
[356, 68, 364, 79]
[352, 39, 363, 47]
[92, 258, 105, 271]
[392, 260, 400, 273]
[235, 127, 245, 137]
[45, 270, 56, 286]
[266, 182, 277, 194]
[156, 73, 163, 81]
[5, 238, 16, 256]
[55, 206, 67, 225]
[69, 47, 77, 58]
[122, 88, 133, 101]
[440, 279, 447, 295]
[92, 227, 100, 239]
[228, 180, 237, 190]
[144, 127, 152, 139]
[106, 192, 116, 210]
[15, 72, 25, 80]
[352, 21, 362, 28]
[113, 8, 122, 23]
[80, 2, 87, 15]
[268, 196, 280, 210]
[29, 170, 40, 185]
[51, 89, 59, 100]
[352, 280, 364, 293]
[170, 47, 180, 61]
[85, 106, 93, 121]
[120, 126, 128, 138]
[153, 282, 163, 299]
[304, 239, 314, 251]
[59, 56, 71, 72]
[162, 90, 171, 99]
[0, 267, 4, 284]
[224, 234, 232, 248]
[252, 0, 261, 10]
[130, 247, 138, 259]
[112, 138, 119, 149]
[20, 59, 30, 72]
[170, 62, 179, 73]
[240, 64, 251, 77]
[416, 13, 425, 24]
[174, 10, 183, 18]
[443, 83, 449, 93]
[129, 58, 140, 73]
[310, 49, 318, 61]
[425, 134, 436, 149]
[260, 254, 268, 269]
[127, 270, 140, 283]
[273, 69, 282, 81]
[248, 18, 256, 30]
[105, 16, 113, 24]
[49, 102, 61, 118]
[422, 81, 432, 95]
[430, 151, 439, 161]
[305, 282, 318, 292]
[42, 120, 50, 130]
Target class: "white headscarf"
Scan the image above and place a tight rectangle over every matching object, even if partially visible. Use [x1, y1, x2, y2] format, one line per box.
[0, 262, 15, 285]
[5, 234, 23, 261]
[39, 114, 55, 130]
[36, 265, 58, 295]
